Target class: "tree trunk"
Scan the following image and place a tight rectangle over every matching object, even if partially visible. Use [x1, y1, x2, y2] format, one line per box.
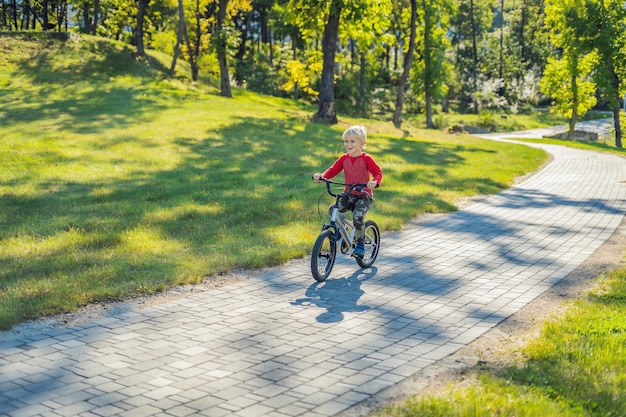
[393, 0, 417, 127]
[42, 0, 49, 30]
[314, 0, 342, 124]
[82, 1, 90, 33]
[92, 0, 100, 35]
[60, 0, 68, 31]
[259, 4, 269, 44]
[20, 0, 29, 30]
[0, 1, 5, 29]
[11, 0, 17, 30]
[136, 0, 147, 57]
[499, 0, 504, 80]
[607, 60, 623, 148]
[568, 73, 578, 140]
[188, 0, 200, 82]
[423, 0, 434, 128]
[291, 27, 298, 58]
[234, 10, 251, 86]
[217, 0, 232, 98]
[519, 0, 527, 62]
[358, 51, 366, 117]
[469, 0, 479, 111]
[613, 106, 622, 148]
[169, 0, 186, 76]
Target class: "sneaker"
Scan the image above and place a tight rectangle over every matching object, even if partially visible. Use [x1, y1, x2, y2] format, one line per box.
[352, 242, 365, 258]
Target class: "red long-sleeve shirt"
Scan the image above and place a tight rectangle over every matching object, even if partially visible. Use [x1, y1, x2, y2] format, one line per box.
[322, 152, 383, 197]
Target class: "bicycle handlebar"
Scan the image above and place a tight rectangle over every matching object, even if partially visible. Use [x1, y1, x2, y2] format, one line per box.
[312, 176, 368, 198]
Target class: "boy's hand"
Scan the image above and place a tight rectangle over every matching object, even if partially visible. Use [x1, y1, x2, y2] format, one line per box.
[367, 180, 378, 189]
[313, 173, 323, 183]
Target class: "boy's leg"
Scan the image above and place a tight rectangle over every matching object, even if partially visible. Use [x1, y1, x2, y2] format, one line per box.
[352, 196, 372, 242]
[351, 196, 372, 258]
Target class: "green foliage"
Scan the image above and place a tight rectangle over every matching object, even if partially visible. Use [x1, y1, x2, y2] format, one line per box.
[540, 53, 598, 119]
[478, 110, 496, 131]
[577, 0, 626, 148]
[412, 0, 454, 103]
[449, 0, 497, 110]
[540, 0, 599, 122]
[282, 59, 317, 98]
[239, 49, 286, 96]
[281, 49, 322, 100]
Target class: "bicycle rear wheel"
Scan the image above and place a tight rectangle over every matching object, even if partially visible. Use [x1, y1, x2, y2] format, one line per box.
[356, 220, 380, 268]
[311, 229, 337, 282]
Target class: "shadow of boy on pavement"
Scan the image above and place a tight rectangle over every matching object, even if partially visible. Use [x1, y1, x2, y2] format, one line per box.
[292, 267, 377, 323]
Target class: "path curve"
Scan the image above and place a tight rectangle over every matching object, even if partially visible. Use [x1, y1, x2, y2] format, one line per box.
[2, 126, 626, 417]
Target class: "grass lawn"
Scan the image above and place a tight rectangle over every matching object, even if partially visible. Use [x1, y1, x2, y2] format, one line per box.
[0, 33, 545, 330]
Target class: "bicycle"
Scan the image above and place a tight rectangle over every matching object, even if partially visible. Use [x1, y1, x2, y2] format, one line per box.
[310, 178, 381, 282]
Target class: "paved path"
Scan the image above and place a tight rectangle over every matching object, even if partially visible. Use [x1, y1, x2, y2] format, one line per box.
[2, 123, 626, 417]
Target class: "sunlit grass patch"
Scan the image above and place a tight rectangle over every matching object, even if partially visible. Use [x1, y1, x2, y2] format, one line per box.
[383, 379, 587, 417]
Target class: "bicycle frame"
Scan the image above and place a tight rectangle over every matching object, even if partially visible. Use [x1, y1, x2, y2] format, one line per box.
[328, 209, 355, 253]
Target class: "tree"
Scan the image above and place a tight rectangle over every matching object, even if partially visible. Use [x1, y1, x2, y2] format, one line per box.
[215, 0, 232, 97]
[393, 0, 417, 127]
[581, 0, 626, 148]
[286, 0, 391, 123]
[419, 0, 453, 127]
[169, 0, 186, 75]
[314, 0, 342, 123]
[541, 0, 597, 139]
[449, 0, 495, 111]
[340, 0, 393, 117]
[540, 52, 597, 136]
[136, 0, 148, 56]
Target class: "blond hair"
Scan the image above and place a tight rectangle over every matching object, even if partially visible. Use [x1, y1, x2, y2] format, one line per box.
[342, 125, 367, 148]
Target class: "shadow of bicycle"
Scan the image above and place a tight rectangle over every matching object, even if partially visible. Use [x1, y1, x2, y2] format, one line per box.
[292, 267, 378, 323]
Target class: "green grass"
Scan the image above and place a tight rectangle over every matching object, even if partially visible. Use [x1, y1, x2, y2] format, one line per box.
[381, 265, 626, 417]
[0, 33, 548, 330]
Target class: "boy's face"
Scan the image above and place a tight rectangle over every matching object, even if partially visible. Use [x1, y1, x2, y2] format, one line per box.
[344, 136, 364, 157]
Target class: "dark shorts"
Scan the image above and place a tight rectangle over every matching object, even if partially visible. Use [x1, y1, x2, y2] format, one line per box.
[329, 194, 373, 232]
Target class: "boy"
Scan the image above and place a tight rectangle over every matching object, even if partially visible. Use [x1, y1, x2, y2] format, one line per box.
[313, 125, 383, 258]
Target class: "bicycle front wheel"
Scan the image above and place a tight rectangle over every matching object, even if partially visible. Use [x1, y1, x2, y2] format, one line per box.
[311, 229, 337, 282]
[356, 220, 380, 268]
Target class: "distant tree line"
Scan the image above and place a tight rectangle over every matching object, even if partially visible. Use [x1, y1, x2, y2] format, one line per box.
[2, 0, 625, 146]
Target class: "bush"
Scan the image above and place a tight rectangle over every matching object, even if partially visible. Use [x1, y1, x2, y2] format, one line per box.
[479, 111, 496, 132]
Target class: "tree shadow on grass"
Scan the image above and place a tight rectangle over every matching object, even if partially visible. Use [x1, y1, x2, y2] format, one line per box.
[2, 36, 171, 133]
